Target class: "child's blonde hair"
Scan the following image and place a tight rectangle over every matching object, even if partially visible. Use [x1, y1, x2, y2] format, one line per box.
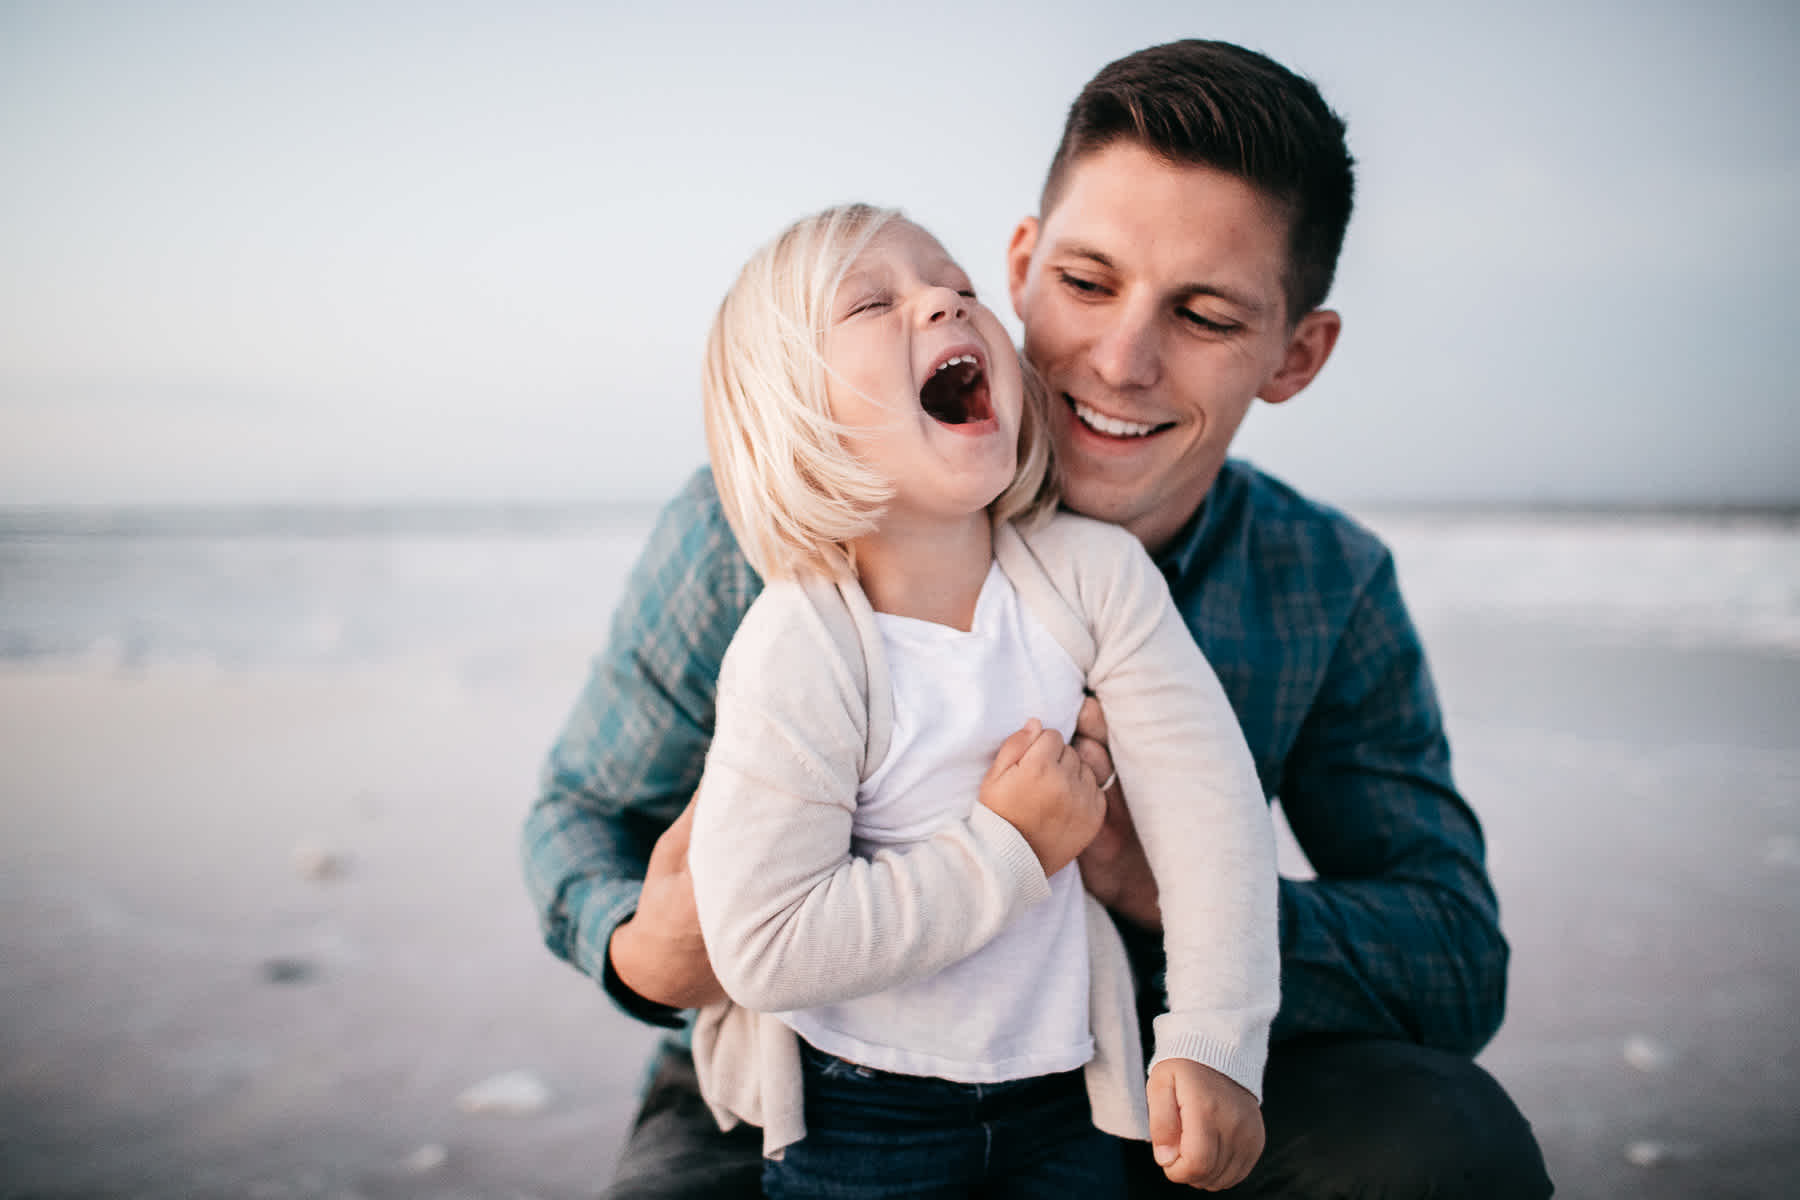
[702, 203, 1058, 581]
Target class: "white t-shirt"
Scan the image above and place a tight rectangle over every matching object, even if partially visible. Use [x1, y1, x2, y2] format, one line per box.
[782, 563, 1094, 1082]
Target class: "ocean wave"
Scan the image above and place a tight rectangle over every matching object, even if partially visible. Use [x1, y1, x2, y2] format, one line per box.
[1368, 513, 1800, 656]
[3, 509, 1796, 667]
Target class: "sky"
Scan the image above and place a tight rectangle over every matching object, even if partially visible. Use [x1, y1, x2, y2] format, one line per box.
[2, 0, 1796, 508]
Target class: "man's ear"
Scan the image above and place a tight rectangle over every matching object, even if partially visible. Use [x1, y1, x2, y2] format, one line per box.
[1006, 217, 1040, 320]
[1260, 309, 1342, 406]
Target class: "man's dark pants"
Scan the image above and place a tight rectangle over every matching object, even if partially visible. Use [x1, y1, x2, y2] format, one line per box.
[604, 1036, 1552, 1198]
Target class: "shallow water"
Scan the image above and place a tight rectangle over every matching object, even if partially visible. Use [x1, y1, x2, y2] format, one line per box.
[3, 504, 1797, 670]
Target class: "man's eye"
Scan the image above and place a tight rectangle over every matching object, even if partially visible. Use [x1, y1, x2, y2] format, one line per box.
[1179, 308, 1235, 333]
[957, 289, 977, 299]
[1058, 271, 1105, 296]
[847, 297, 890, 317]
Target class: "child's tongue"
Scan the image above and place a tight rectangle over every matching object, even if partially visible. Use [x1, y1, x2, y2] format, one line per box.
[920, 361, 990, 425]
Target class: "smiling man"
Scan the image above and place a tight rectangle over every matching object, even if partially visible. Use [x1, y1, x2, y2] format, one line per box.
[524, 40, 1552, 1199]
[1009, 140, 1340, 556]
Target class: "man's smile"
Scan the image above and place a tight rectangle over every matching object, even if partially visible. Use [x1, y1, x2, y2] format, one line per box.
[1066, 394, 1174, 439]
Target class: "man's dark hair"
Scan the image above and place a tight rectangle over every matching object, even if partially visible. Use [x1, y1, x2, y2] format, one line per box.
[1043, 39, 1356, 320]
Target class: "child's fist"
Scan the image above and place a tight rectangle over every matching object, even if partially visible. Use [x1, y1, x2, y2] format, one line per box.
[978, 719, 1105, 876]
[1147, 1058, 1265, 1190]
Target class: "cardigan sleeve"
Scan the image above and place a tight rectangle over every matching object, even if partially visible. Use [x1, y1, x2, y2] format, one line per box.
[1039, 515, 1281, 1098]
[687, 581, 1052, 1016]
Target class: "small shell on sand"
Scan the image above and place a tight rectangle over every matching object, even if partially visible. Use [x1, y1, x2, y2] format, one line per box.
[456, 1069, 551, 1115]
[260, 956, 318, 985]
[1622, 1035, 1671, 1072]
[1624, 1139, 1697, 1168]
[400, 1143, 448, 1173]
[292, 838, 345, 881]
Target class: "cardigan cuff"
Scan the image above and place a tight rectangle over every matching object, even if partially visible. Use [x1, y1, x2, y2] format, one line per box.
[968, 802, 1054, 908]
[1147, 1015, 1271, 1102]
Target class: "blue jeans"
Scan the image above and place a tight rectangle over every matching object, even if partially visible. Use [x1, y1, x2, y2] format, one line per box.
[606, 1036, 1552, 1199]
[761, 1041, 1128, 1199]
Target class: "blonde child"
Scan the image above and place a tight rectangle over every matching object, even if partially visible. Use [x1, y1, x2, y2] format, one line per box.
[686, 203, 1278, 1197]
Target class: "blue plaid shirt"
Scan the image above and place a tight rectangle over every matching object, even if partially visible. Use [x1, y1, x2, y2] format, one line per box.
[522, 460, 1507, 1053]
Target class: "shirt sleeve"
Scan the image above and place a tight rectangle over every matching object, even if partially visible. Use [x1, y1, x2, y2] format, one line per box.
[518, 469, 759, 1027]
[1273, 551, 1509, 1053]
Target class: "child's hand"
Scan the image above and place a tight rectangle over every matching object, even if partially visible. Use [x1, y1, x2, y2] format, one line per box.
[978, 718, 1105, 877]
[1147, 1058, 1265, 1191]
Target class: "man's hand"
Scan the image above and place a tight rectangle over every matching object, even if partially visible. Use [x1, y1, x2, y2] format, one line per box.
[979, 719, 1106, 877]
[1147, 1058, 1266, 1191]
[607, 796, 726, 1010]
[1071, 695, 1162, 928]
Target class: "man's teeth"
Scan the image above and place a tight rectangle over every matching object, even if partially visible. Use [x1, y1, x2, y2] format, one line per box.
[1073, 401, 1158, 438]
[934, 354, 977, 375]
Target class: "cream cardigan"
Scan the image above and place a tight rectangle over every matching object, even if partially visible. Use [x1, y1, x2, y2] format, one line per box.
[687, 512, 1279, 1158]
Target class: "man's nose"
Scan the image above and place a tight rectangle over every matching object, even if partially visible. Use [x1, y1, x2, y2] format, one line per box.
[921, 287, 969, 325]
[1091, 307, 1160, 390]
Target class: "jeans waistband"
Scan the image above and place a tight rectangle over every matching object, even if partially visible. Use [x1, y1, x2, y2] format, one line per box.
[796, 1039, 1087, 1106]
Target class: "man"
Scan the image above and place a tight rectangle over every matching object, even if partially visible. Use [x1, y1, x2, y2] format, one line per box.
[523, 39, 1553, 1198]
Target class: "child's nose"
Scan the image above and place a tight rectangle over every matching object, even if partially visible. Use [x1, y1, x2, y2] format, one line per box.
[922, 287, 969, 324]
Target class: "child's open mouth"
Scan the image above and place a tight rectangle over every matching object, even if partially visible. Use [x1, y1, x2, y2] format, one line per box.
[919, 354, 992, 426]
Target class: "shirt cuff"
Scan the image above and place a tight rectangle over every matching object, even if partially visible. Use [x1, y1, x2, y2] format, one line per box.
[599, 912, 690, 1030]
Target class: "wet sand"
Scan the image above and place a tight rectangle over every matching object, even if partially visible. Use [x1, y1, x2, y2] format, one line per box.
[1, 622, 1796, 1198]
[1430, 623, 1800, 1200]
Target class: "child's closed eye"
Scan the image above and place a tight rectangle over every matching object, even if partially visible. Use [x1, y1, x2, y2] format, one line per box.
[845, 293, 893, 318]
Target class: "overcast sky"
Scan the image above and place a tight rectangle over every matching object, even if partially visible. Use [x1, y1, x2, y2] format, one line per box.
[2, 1, 1795, 507]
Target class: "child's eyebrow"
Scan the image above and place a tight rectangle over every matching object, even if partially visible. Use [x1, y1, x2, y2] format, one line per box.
[835, 269, 882, 298]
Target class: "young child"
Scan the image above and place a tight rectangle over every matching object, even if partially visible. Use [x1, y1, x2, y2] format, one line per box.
[685, 203, 1279, 1197]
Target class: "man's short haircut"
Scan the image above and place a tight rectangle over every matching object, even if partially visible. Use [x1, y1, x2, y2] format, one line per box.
[1042, 39, 1356, 320]
[703, 204, 1058, 582]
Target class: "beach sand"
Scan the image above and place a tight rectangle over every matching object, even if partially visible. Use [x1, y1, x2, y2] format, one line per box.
[2, 623, 1796, 1198]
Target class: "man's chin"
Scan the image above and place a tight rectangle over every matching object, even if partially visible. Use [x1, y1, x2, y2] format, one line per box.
[1056, 452, 1221, 552]
[1054, 470, 1142, 527]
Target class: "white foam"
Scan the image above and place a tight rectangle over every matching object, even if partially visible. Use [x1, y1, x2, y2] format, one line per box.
[456, 1069, 552, 1115]
[7, 509, 1798, 669]
[1367, 513, 1800, 656]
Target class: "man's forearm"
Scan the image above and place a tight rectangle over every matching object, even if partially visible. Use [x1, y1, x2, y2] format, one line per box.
[1080, 795, 1163, 930]
[1271, 552, 1507, 1053]
[1274, 873, 1508, 1053]
[520, 468, 761, 1026]
[1077, 771, 1507, 1052]
[1106, 869, 1163, 930]
[521, 789, 644, 979]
